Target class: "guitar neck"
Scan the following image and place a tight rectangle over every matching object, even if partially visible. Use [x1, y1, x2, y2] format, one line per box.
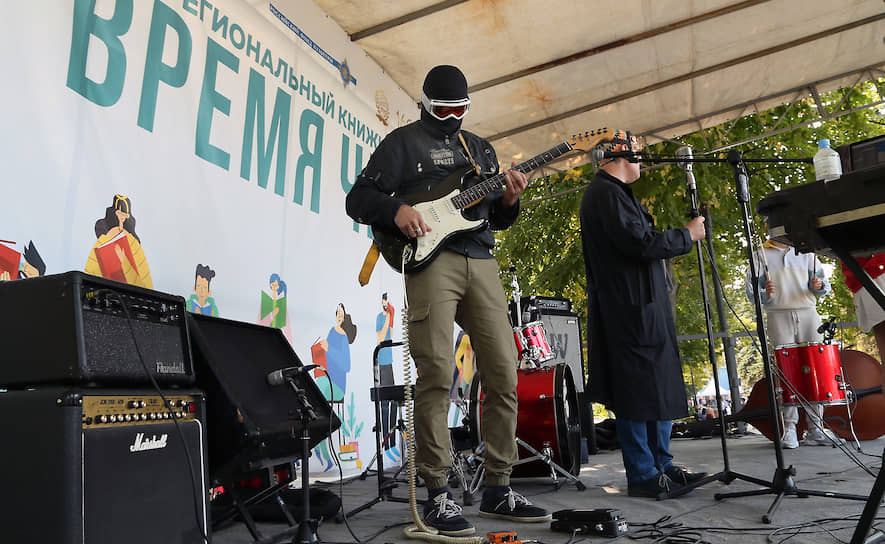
[451, 141, 574, 210]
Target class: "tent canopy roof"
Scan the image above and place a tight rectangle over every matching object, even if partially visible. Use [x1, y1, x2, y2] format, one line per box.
[267, 0, 885, 170]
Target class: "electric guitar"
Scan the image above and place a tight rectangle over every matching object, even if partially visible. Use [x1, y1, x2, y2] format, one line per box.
[372, 128, 612, 273]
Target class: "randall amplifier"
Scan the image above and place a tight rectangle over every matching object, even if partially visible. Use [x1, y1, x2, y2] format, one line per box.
[0, 387, 208, 544]
[0, 271, 193, 387]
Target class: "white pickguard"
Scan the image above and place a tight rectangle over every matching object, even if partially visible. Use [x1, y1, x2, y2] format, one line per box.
[411, 189, 485, 264]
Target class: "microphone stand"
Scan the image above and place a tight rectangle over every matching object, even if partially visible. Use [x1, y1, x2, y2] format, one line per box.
[284, 376, 320, 544]
[707, 151, 867, 522]
[619, 150, 869, 521]
[667, 148, 743, 498]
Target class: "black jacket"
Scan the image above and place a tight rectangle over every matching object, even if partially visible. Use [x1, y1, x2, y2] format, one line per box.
[345, 119, 518, 258]
[579, 170, 692, 421]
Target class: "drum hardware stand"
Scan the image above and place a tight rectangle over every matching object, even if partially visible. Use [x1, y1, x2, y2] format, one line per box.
[513, 437, 587, 491]
[345, 340, 413, 518]
[697, 151, 869, 521]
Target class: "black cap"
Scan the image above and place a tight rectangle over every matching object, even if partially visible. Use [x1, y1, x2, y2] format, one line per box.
[422, 65, 468, 102]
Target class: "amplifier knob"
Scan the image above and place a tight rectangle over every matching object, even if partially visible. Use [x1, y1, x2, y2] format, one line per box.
[109, 415, 118, 423]
[149, 413, 157, 420]
[124, 414, 132, 422]
[99, 415, 108, 424]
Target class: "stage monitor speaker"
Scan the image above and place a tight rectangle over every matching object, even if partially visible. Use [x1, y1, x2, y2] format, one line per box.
[0, 271, 193, 387]
[0, 387, 208, 544]
[188, 313, 341, 478]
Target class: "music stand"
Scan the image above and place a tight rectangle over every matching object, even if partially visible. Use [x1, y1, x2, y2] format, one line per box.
[345, 340, 413, 517]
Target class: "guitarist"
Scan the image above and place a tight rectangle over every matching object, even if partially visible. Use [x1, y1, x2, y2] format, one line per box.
[345, 65, 550, 536]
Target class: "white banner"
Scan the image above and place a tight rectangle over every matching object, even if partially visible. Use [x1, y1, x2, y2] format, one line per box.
[0, 0, 438, 478]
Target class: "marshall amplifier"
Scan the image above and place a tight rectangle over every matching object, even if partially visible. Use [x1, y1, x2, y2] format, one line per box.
[0, 271, 193, 387]
[0, 387, 208, 544]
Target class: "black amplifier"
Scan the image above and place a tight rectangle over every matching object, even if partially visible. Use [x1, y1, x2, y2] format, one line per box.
[0, 271, 193, 387]
[0, 387, 208, 544]
[523, 295, 573, 314]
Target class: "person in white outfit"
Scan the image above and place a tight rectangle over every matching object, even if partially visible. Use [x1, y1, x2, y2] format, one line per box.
[745, 240, 834, 448]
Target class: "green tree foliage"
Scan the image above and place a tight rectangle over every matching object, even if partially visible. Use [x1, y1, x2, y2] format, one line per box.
[496, 78, 885, 401]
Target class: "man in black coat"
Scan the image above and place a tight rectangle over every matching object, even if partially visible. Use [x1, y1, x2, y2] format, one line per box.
[579, 130, 708, 499]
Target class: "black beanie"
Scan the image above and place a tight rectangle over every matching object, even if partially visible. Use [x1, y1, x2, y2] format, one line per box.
[422, 65, 469, 102]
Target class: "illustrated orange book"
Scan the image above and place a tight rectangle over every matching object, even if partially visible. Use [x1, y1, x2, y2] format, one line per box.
[0, 241, 21, 279]
[94, 232, 139, 283]
[311, 337, 328, 378]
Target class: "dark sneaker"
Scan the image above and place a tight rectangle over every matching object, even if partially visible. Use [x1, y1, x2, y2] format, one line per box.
[423, 492, 474, 536]
[627, 472, 680, 499]
[479, 488, 552, 522]
[664, 465, 708, 486]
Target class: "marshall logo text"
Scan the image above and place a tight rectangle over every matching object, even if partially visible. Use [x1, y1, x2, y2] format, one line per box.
[130, 433, 169, 452]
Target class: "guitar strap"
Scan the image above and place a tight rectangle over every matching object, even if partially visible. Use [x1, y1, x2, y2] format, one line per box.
[358, 240, 380, 286]
[458, 132, 482, 176]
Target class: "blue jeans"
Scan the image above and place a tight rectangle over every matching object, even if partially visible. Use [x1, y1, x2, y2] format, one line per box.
[615, 418, 674, 484]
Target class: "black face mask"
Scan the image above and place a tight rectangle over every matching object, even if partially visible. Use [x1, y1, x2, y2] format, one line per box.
[420, 106, 462, 136]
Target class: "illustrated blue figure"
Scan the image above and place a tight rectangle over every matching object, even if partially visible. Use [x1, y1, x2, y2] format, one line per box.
[376, 293, 400, 463]
[311, 303, 357, 471]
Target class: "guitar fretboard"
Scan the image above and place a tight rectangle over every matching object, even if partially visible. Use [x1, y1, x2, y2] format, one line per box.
[450, 142, 574, 210]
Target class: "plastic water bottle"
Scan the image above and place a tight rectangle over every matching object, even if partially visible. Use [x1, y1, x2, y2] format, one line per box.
[813, 139, 842, 182]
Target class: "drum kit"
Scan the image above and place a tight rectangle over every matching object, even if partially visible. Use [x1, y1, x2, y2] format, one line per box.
[773, 341, 847, 407]
[769, 333, 861, 446]
[447, 267, 585, 504]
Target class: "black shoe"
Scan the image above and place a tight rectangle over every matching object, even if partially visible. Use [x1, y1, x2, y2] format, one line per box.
[423, 492, 475, 536]
[664, 465, 708, 486]
[627, 472, 681, 499]
[479, 488, 552, 522]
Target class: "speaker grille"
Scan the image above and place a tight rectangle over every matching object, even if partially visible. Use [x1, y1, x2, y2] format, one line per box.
[536, 312, 585, 392]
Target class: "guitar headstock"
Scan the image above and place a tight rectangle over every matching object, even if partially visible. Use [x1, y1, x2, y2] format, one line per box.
[568, 127, 616, 153]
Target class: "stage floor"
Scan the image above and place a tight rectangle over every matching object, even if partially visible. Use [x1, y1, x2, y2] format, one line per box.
[211, 431, 885, 543]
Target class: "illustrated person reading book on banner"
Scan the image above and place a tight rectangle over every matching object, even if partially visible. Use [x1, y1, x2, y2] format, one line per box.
[0, 240, 46, 281]
[84, 195, 152, 288]
[745, 237, 836, 448]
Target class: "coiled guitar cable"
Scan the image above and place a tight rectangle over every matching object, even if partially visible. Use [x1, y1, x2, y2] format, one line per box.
[398, 247, 484, 544]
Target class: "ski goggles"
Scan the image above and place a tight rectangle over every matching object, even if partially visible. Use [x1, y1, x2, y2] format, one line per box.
[421, 92, 471, 121]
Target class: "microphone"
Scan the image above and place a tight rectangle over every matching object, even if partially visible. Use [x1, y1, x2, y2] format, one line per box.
[591, 148, 639, 163]
[676, 146, 697, 190]
[266, 364, 319, 386]
[676, 146, 693, 171]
